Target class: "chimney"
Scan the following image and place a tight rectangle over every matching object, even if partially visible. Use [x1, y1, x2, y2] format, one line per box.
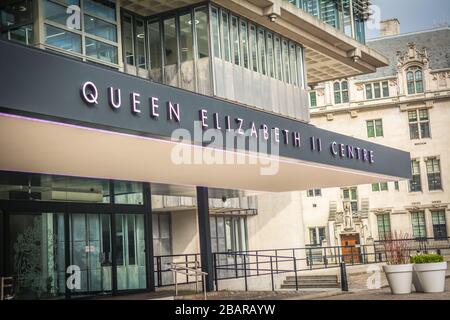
[380, 19, 400, 37]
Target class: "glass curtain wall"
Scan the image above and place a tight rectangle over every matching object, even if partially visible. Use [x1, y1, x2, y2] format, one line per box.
[43, 0, 119, 65]
[287, 0, 367, 44]
[210, 5, 305, 89]
[0, 0, 34, 45]
[0, 171, 150, 299]
[122, 5, 211, 94]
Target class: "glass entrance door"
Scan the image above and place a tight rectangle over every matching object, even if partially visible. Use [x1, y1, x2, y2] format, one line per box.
[8, 212, 66, 299]
[69, 214, 112, 295]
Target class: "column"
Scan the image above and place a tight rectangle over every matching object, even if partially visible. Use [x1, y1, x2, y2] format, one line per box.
[196, 186, 214, 292]
[143, 182, 155, 292]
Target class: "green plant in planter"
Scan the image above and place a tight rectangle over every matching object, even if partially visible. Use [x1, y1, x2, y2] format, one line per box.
[410, 253, 444, 264]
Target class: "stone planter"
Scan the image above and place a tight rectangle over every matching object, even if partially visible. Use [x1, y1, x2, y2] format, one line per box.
[383, 264, 413, 294]
[413, 262, 447, 293]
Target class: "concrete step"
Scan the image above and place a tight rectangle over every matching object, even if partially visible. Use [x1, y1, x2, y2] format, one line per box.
[283, 280, 338, 285]
[285, 275, 338, 281]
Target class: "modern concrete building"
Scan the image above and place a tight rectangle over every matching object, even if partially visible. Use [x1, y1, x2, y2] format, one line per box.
[303, 23, 450, 254]
[0, 0, 411, 299]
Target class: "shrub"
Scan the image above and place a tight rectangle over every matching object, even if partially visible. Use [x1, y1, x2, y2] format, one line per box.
[410, 253, 444, 264]
[381, 231, 411, 265]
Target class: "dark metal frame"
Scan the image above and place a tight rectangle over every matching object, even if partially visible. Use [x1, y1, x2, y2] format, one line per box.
[0, 175, 154, 299]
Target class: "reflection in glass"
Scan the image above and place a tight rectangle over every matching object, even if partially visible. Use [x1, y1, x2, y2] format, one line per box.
[195, 7, 208, 59]
[123, 14, 134, 65]
[0, 0, 33, 28]
[84, 0, 116, 21]
[240, 20, 249, 69]
[211, 7, 220, 58]
[148, 20, 162, 81]
[9, 213, 65, 299]
[44, 0, 69, 26]
[221, 11, 231, 62]
[116, 214, 146, 290]
[231, 16, 240, 65]
[163, 17, 177, 66]
[45, 24, 81, 53]
[85, 37, 118, 64]
[179, 12, 194, 62]
[84, 14, 117, 42]
[135, 19, 146, 69]
[114, 180, 143, 205]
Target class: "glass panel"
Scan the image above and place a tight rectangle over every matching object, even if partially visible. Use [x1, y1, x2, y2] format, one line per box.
[221, 11, 230, 62]
[274, 36, 282, 80]
[380, 182, 388, 191]
[84, 0, 116, 22]
[266, 33, 274, 77]
[44, 24, 81, 53]
[240, 20, 249, 69]
[367, 121, 374, 138]
[84, 14, 116, 41]
[114, 181, 143, 205]
[1, 24, 33, 44]
[409, 123, 419, 140]
[372, 183, 379, 192]
[85, 37, 117, 64]
[116, 214, 147, 290]
[163, 17, 177, 66]
[179, 12, 194, 62]
[195, 7, 208, 59]
[44, 0, 68, 26]
[231, 16, 239, 65]
[123, 14, 134, 65]
[310, 92, 317, 107]
[249, 24, 258, 72]
[9, 213, 66, 299]
[211, 7, 220, 58]
[282, 39, 289, 83]
[289, 42, 298, 86]
[258, 28, 266, 75]
[373, 82, 381, 98]
[148, 20, 162, 81]
[365, 84, 373, 100]
[375, 119, 383, 136]
[382, 81, 389, 97]
[135, 19, 146, 68]
[1, 0, 33, 29]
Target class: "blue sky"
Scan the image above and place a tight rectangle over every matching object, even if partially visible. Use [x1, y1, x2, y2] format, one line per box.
[366, 0, 450, 39]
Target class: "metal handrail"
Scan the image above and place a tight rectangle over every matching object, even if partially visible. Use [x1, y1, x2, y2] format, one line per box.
[169, 262, 208, 300]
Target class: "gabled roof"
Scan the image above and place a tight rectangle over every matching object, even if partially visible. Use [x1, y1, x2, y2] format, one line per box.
[356, 27, 450, 81]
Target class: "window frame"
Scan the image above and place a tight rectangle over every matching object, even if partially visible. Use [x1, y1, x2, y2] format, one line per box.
[426, 157, 442, 191]
[406, 66, 424, 95]
[411, 211, 427, 239]
[408, 108, 431, 140]
[377, 213, 391, 240]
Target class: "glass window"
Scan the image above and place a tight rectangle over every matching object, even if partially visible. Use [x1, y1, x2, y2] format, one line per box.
[148, 20, 162, 80]
[306, 189, 321, 197]
[84, 14, 116, 42]
[365, 84, 373, 100]
[406, 67, 424, 94]
[342, 187, 358, 214]
[84, 0, 116, 22]
[289, 42, 298, 86]
[310, 91, 317, 107]
[371, 183, 379, 192]
[163, 17, 177, 66]
[1, 24, 33, 44]
[230, 16, 240, 65]
[194, 7, 208, 59]
[394, 181, 399, 191]
[134, 19, 146, 68]
[211, 7, 220, 58]
[249, 24, 258, 72]
[266, 33, 274, 77]
[281, 39, 289, 82]
[210, 215, 248, 253]
[408, 109, 430, 139]
[114, 181, 143, 205]
[432, 211, 447, 240]
[44, 24, 81, 53]
[377, 214, 391, 240]
[411, 212, 426, 239]
[44, 0, 69, 26]
[373, 82, 381, 98]
[239, 20, 249, 68]
[179, 12, 194, 62]
[258, 29, 267, 75]
[123, 14, 134, 65]
[382, 81, 389, 97]
[409, 160, 422, 192]
[85, 37, 117, 63]
[1, 0, 34, 29]
[221, 11, 231, 62]
[341, 81, 349, 103]
[334, 82, 341, 104]
[274, 36, 282, 81]
[426, 157, 442, 191]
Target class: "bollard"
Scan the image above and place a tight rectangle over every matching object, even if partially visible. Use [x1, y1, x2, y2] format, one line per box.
[340, 262, 349, 292]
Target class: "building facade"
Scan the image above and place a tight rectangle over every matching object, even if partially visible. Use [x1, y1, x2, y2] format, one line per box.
[303, 23, 450, 250]
[0, 0, 412, 299]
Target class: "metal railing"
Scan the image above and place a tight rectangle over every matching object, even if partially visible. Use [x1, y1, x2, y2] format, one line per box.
[154, 237, 450, 291]
[169, 261, 208, 300]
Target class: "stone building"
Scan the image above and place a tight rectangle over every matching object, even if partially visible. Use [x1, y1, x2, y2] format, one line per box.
[303, 21, 450, 251]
